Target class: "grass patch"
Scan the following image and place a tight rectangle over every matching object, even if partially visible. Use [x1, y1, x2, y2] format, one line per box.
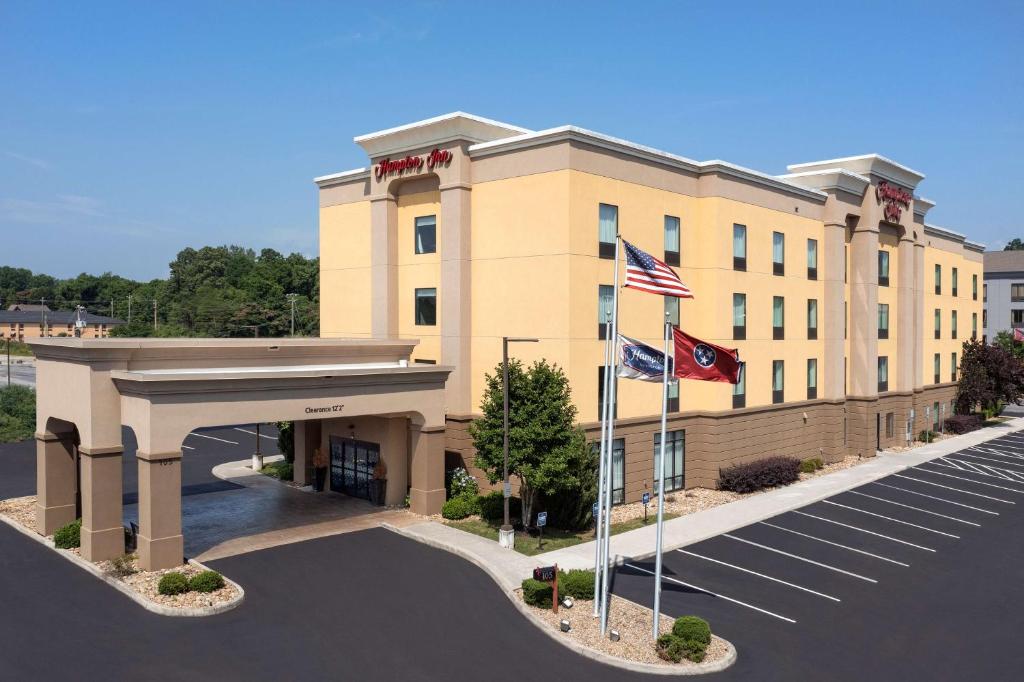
[983, 416, 1012, 427]
[448, 511, 679, 557]
[260, 460, 293, 481]
[2, 340, 33, 356]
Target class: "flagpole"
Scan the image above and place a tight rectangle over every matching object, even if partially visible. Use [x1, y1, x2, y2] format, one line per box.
[593, 309, 613, 617]
[652, 312, 671, 639]
[600, 233, 622, 634]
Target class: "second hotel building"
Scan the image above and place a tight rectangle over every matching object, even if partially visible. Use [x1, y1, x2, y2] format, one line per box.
[316, 113, 983, 503]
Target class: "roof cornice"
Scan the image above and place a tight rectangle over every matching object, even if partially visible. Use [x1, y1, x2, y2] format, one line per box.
[913, 196, 936, 218]
[353, 111, 530, 158]
[776, 168, 871, 196]
[786, 154, 925, 190]
[313, 167, 369, 188]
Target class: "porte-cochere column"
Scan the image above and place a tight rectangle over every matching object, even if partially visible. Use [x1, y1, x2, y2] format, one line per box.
[35, 429, 77, 535]
[137, 450, 184, 571]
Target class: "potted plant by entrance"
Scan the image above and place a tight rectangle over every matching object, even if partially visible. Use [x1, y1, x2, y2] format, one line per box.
[371, 458, 387, 506]
[312, 447, 328, 492]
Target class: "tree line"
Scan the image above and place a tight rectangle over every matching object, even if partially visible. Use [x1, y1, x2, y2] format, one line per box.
[0, 245, 319, 338]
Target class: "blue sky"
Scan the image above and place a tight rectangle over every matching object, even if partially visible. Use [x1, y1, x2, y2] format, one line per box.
[2, 1, 1022, 280]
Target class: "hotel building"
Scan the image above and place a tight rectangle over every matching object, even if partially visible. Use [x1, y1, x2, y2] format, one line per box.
[316, 112, 984, 503]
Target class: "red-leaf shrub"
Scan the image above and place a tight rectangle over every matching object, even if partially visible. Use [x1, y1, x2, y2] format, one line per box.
[719, 456, 801, 493]
[943, 414, 983, 435]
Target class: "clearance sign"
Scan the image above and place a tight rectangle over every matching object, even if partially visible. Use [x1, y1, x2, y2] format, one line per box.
[374, 148, 452, 180]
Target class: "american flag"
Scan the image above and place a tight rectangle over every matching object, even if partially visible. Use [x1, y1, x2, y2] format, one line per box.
[623, 240, 693, 298]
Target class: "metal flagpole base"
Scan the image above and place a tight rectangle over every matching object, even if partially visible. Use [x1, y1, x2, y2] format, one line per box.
[498, 525, 515, 549]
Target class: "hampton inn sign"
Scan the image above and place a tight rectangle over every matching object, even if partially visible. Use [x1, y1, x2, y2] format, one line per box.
[876, 180, 913, 223]
[374, 148, 453, 180]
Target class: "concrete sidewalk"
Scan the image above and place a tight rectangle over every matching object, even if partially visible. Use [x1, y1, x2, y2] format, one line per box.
[537, 415, 1024, 570]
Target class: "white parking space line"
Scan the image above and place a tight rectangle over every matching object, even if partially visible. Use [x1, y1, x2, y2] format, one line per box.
[623, 562, 797, 623]
[952, 452, 1024, 471]
[792, 510, 936, 551]
[894, 473, 1017, 503]
[969, 446, 1024, 461]
[234, 428, 278, 441]
[935, 458, 1020, 482]
[845, 491, 980, 526]
[188, 432, 239, 445]
[917, 465, 1024, 493]
[676, 549, 841, 601]
[869, 482, 999, 515]
[758, 521, 910, 566]
[722, 533, 878, 583]
[180, 444, 195, 451]
[821, 500, 960, 538]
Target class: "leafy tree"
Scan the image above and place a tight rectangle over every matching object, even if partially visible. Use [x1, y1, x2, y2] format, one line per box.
[954, 339, 1024, 414]
[469, 359, 591, 528]
[992, 330, 1024, 361]
[1005, 238, 1024, 251]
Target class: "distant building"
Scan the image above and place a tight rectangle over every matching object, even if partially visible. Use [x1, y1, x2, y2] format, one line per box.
[982, 250, 1024, 340]
[1, 306, 124, 341]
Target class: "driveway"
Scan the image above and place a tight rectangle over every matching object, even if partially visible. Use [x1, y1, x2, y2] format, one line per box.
[613, 429, 1024, 681]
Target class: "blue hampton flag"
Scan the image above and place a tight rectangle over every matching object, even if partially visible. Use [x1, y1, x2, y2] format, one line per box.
[616, 334, 675, 382]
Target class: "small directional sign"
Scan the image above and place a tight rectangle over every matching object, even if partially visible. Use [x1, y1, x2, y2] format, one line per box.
[592, 502, 599, 518]
[642, 492, 651, 505]
[503, 482, 512, 498]
[537, 511, 548, 528]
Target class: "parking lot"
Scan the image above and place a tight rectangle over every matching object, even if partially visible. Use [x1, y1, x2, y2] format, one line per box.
[613, 430, 1024, 681]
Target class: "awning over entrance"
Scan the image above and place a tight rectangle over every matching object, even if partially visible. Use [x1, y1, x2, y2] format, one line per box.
[28, 337, 451, 570]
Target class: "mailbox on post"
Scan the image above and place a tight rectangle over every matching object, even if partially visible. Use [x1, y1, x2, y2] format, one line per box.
[533, 563, 559, 613]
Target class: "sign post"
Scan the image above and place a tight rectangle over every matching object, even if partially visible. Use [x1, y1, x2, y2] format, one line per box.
[642, 491, 651, 524]
[533, 563, 559, 614]
[537, 511, 547, 550]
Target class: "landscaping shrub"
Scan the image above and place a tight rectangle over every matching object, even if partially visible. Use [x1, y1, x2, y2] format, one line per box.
[157, 572, 190, 596]
[53, 519, 81, 549]
[656, 634, 686, 663]
[538, 443, 600, 532]
[944, 414, 983, 435]
[521, 578, 553, 608]
[799, 457, 824, 474]
[918, 430, 937, 443]
[189, 570, 225, 593]
[441, 494, 477, 520]
[477, 491, 520, 525]
[107, 554, 137, 578]
[261, 461, 293, 481]
[672, 615, 711, 646]
[557, 569, 595, 600]
[447, 467, 479, 499]
[718, 456, 801, 494]
[0, 385, 36, 443]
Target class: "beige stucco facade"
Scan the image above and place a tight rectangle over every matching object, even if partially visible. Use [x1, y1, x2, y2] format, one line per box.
[28, 337, 451, 570]
[317, 113, 984, 503]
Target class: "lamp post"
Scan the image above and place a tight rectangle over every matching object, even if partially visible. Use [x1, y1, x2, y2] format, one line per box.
[286, 293, 298, 336]
[500, 336, 539, 550]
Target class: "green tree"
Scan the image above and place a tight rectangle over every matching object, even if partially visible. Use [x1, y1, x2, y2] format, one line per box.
[468, 359, 591, 528]
[993, 330, 1024, 361]
[1005, 238, 1024, 251]
[955, 339, 1024, 414]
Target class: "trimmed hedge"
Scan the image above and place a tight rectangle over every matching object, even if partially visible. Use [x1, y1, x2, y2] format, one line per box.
[478, 491, 520, 525]
[918, 430, 937, 443]
[944, 414, 983, 435]
[799, 457, 824, 474]
[157, 572, 190, 596]
[189, 570, 225, 593]
[673, 615, 711, 645]
[657, 616, 712, 663]
[54, 519, 82, 549]
[558, 569, 595, 600]
[719, 456, 801, 494]
[521, 578, 553, 608]
[441, 494, 478, 520]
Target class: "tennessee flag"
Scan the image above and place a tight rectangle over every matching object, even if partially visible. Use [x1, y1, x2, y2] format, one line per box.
[1014, 328, 1024, 343]
[672, 328, 743, 384]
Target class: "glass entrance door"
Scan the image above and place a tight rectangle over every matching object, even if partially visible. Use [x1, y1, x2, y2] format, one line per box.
[329, 436, 380, 501]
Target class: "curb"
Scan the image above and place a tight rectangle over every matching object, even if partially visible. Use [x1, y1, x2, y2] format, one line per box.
[382, 522, 736, 676]
[0, 513, 244, 617]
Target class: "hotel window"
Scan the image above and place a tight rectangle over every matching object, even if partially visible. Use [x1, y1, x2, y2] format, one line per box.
[772, 231, 785, 276]
[951, 352, 958, 382]
[733, 293, 746, 340]
[413, 359, 436, 365]
[952, 268, 958, 297]
[972, 312, 978, 339]
[773, 296, 785, 340]
[934, 264, 942, 295]
[664, 215, 680, 267]
[878, 356, 889, 393]
[844, 300, 847, 339]
[807, 239, 818, 280]
[933, 402, 941, 431]
[598, 285, 614, 339]
[598, 367, 618, 420]
[951, 310, 958, 339]
[878, 251, 890, 287]
[807, 299, 818, 340]
[414, 288, 436, 325]
[665, 296, 680, 327]
[598, 204, 617, 259]
[934, 309, 941, 339]
[984, 283, 988, 302]
[886, 412, 895, 439]
[732, 366, 746, 409]
[772, 360, 784, 404]
[983, 309, 988, 328]
[807, 358, 817, 400]
[610, 437, 625, 504]
[733, 224, 747, 271]
[973, 274, 978, 301]
[1013, 310, 1024, 328]
[878, 303, 889, 340]
[934, 353, 941, 384]
[667, 380, 679, 412]
[1012, 283, 1024, 302]
[653, 430, 685, 493]
[414, 215, 436, 254]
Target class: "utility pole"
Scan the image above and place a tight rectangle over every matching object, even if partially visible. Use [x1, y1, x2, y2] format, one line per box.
[6, 337, 10, 387]
[110, 300, 114, 318]
[127, 294, 132, 324]
[286, 293, 298, 336]
[153, 300, 158, 329]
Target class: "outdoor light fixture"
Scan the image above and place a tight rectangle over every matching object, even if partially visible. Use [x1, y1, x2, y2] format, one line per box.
[609, 629, 621, 642]
[562, 597, 574, 609]
[559, 619, 571, 633]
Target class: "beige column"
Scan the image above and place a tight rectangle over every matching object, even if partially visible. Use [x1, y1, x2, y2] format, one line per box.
[370, 196, 398, 338]
[408, 424, 445, 515]
[847, 224, 879, 456]
[439, 184, 472, 414]
[912, 241, 926, 431]
[79, 446, 124, 562]
[822, 222, 846, 400]
[895, 232, 915, 391]
[137, 450, 183, 571]
[35, 431, 77, 535]
[293, 420, 317, 487]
